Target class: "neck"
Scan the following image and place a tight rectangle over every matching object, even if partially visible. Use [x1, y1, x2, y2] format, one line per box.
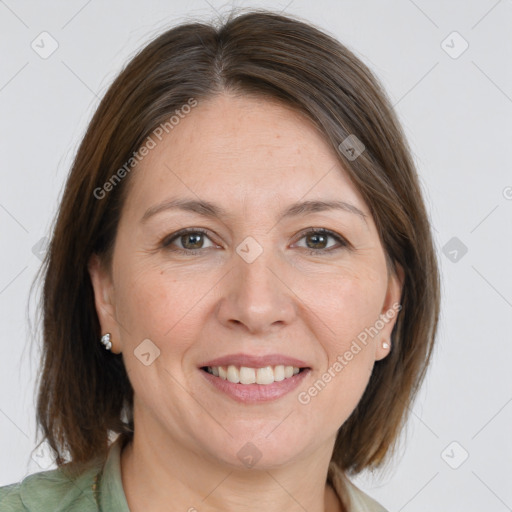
[120, 422, 344, 512]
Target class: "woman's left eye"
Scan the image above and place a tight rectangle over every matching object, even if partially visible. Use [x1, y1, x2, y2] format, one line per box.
[293, 229, 347, 253]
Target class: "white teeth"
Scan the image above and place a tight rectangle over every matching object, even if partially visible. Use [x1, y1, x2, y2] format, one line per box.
[205, 364, 303, 385]
[227, 365, 239, 383]
[256, 366, 274, 385]
[239, 366, 256, 384]
[274, 365, 285, 381]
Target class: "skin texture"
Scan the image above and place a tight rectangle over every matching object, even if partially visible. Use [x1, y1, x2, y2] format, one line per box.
[88, 92, 403, 512]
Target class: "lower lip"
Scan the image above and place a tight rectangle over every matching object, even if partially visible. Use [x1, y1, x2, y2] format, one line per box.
[199, 368, 311, 403]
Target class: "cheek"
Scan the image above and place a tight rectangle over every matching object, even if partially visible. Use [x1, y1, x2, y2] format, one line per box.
[297, 276, 382, 427]
[304, 266, 386, 416]
[295, 260, 387, 351]
[333, 280, 385, 351]
[114, 261, 207, 355]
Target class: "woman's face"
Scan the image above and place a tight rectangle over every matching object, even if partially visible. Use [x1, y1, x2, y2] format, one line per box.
[89, 93, 402, 469]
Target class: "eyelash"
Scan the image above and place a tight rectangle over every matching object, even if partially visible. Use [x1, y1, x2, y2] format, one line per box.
[161, 227, 349, 256]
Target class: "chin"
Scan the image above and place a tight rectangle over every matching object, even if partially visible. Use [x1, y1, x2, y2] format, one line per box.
[202, 429, 311, 471]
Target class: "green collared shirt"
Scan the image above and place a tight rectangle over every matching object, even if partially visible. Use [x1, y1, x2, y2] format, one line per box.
[0, 437, 387, 511]
[0, 438, 129, 512]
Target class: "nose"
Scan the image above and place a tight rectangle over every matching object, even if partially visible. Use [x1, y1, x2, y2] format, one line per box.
[216, 248, 297, 335]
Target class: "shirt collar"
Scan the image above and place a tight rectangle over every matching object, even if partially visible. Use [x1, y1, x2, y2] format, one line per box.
[98, 435, 131, 511]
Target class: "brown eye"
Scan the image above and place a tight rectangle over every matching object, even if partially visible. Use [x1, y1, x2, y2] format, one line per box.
[294, 229, 347, 253]
[162, 228, 216, 253]
[180, 232, 204, 250]
[305, 232, 329, 249]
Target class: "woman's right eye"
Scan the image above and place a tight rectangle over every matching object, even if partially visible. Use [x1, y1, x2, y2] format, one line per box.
[162, 229, 217, 254]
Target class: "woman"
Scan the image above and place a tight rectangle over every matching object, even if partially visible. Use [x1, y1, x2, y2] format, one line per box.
[0, 9, 440, 512]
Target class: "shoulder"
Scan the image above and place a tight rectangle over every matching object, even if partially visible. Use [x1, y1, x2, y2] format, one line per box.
[0, 482, 25, 511]
[0, 463, 101, 512]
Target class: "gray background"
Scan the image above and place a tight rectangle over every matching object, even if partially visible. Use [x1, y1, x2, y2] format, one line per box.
[1, 0, 511, 510]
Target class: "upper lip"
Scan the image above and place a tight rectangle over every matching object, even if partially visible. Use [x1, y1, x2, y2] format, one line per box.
[199, 353, 310, 369]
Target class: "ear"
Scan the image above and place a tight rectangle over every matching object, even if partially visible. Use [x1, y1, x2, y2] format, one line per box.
[88, 253, 122, 354]
[374, 262, 404, 361]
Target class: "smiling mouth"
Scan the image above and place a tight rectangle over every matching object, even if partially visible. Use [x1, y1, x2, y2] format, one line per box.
[201, 365, 308, 385]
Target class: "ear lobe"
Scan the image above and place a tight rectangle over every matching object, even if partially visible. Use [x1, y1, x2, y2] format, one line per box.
[88, 253, 120, 351]
[375, 262, 404, 361]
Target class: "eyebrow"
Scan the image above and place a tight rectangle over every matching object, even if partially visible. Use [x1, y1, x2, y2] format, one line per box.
[141, 198, 367, 225]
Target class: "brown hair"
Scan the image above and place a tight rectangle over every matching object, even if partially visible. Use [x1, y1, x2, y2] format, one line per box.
[33, 8, 440, 475]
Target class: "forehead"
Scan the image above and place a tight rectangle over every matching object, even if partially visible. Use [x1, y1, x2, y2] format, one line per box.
[123, 93, 367, 216]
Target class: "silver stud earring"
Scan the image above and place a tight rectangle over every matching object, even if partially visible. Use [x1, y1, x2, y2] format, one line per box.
[382, 341, 390, 350]
[100, 333, 112, 351]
